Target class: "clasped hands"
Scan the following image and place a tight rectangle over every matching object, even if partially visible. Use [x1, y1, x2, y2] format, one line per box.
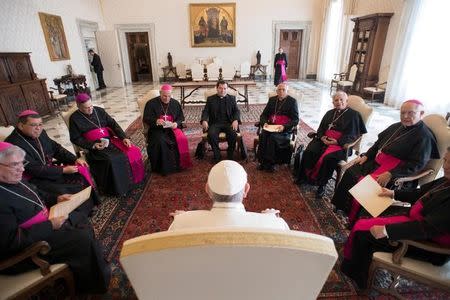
[320, 135, 337, 145]
[93, 138, 132, 150]
[62, 158, 89, 174]
[353, 155, 392, 187]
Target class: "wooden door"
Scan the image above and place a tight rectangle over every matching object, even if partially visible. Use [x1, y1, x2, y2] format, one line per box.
[279, 30, 302, 79]
[6, 54, 34, 83]
[126, 32, 152, 82]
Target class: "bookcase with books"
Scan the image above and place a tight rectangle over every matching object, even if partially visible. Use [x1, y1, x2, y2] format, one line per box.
[348, 13, 393, 94]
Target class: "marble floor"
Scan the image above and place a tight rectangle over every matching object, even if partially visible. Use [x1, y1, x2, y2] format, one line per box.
[43, 79, 400, 154]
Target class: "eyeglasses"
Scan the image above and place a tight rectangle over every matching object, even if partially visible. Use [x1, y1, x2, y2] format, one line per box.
[400, 110, 420, 117]
[0, 160, 29, 168]
[25, 123, 44, 128]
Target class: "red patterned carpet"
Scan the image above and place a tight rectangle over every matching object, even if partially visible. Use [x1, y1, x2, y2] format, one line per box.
[93, 110, 449, 299]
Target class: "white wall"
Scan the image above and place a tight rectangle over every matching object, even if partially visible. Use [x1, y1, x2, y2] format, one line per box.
[100, 0, 324, 77]
[0, 0, 104, 88]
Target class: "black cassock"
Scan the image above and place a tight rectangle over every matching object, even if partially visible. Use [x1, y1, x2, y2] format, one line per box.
[143, 97, 185, 175]
[273, 53, 287, 86]
[0, 182, 110, 294]
[69, 107, 133, 195]
[257, 95, 299, 166]
[295, 108, 366, 186]
[6, 129, 99, 213]
[332, 120, 439, 214]
[341, 178, 450, 289]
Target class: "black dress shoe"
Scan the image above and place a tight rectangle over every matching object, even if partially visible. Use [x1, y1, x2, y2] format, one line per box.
[316, 185, 325, 198]
[257, 164, 265, 171]
[267, 164, 277, 173]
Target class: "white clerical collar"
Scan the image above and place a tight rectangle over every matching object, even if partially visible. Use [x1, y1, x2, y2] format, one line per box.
[212, 202, 245, 211]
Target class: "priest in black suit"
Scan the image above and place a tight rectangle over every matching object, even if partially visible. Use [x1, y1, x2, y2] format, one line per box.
[88, 49, 106, 90]
[200, 80, 241, 162]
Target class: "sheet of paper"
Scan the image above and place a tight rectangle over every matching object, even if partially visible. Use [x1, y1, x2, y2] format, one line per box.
[49, 186, 92, 218]
[263, 124, 280, 132]
[349, 175, 394, 217]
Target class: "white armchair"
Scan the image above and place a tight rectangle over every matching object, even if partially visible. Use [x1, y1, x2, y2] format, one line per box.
[120, 228, 338, 300]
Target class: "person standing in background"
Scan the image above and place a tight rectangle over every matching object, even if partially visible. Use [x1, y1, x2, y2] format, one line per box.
[88, 49, 106, 91]
[274, 47, 288, 86]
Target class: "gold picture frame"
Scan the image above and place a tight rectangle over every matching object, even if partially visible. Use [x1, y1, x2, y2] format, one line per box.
[38, 12, 70, 61]
[190, 3, 236, 47]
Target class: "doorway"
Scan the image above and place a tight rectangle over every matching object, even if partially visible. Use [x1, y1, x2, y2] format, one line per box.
[125, 32, 152, 82]
[279, 30, 302, 80]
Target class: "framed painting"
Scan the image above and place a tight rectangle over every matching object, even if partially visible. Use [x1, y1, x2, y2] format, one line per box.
[38, 12, 70, 61]
[190, 3, 236, 47]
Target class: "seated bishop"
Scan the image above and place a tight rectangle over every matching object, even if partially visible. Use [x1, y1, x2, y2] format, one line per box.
[69, 93, 144, 195]
[5, 110, 98, 216]
[143, 84, 192, 175]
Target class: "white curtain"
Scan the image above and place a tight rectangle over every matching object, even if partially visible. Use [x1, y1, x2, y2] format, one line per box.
[317, 0, 344, 83]
[385, 0, 450, 113]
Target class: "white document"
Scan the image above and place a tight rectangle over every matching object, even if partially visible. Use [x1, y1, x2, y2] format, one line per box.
[349, 175, 394, 217]
[263, 124, 280, 132]
[49, 186, 92, 218]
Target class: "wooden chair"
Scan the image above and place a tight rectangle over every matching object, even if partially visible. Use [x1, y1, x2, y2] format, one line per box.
[368, 240, 450, 299]
[201, 89, 243, 160]
[337, 64, 358, 93]
[61, 103, 105, 156]
[330, 72, 346, 94]
[0, 241, 75, 300]
[363, 81, 387, 102]
[253, 90, 303, 162]
[0, 126, 14, 141]
[48, 87, 68, 112]
[120, 228, 338, 300]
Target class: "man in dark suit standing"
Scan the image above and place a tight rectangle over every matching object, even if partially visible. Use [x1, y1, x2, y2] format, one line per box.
[88, 49, 106, 90]
[201, 80, 241, 163]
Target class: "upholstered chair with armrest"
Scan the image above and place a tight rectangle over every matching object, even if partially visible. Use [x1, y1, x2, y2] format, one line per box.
[206, 63, 220, 81]
[0, 241, 75, 300]
[61, 104, 105, 157]
[0, 126, 14, 141]
[190, 63, 204, 81]
[330, 95, 373, 186]
[253, 90, 303, 161]
[368, 240, 450, 299]
[201, 89, 244, 160]
[337, 64, 358, 93]
[330, 72, 346, 94]
[175, 63, 190, 81]
[393, 114, 450, 189]
[239, 61, 251, 80]
[338, 114, 449, 190]
[48, 87, 69, 112]
[137, 89, 160, 143]
[120, 228, 338, 300]
[363, 81, 387, 101]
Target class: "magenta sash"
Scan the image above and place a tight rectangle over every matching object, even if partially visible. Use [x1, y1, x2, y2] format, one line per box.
[159, 115, 192, 169]
[345, 200, 450, 259]
[83, 127, 144, 184]
[276, 60, 287, 81]
[348, 152, 403, 223]
[19, 208, 49, 229]
[76, 164, 95, 187]
[305, 129, 343, 180]
[268, 114, 291, 126]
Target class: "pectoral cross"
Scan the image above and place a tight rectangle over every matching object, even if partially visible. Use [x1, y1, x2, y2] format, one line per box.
[99, 128, 105, 134]
[328, 123, 335, 130]
[163, 115, 168, 121]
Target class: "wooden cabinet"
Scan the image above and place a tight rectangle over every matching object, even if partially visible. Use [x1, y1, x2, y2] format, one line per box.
[0, 53, 52, 126]
[348, 13, 393, 94]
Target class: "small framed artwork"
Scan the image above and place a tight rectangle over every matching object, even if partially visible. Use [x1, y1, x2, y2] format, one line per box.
[38, 12, 70, 61]
[190, 3, 236, 47]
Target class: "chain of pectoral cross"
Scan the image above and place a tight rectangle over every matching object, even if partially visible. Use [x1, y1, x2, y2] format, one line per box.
[78, 107, 106, 134]
[327, 108, 348, 130]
